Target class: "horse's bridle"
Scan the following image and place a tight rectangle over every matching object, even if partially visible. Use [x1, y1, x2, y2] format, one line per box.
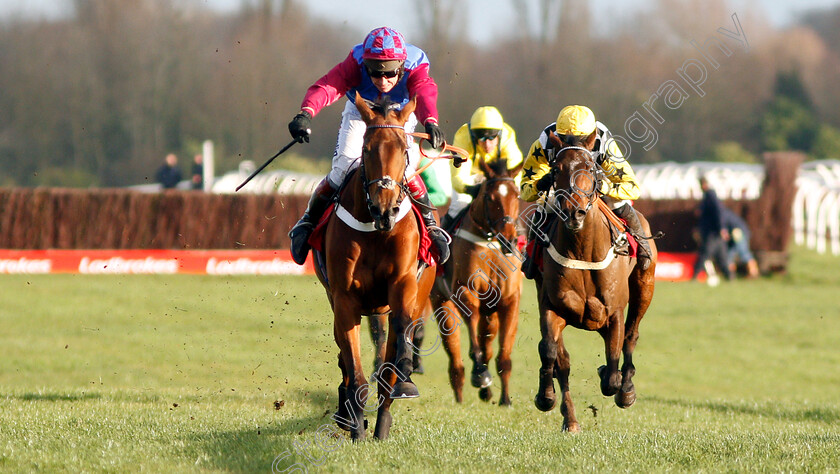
[471, 176, 517, 239]
[359, 124, 411, 220]
[549, 145, 601, 221]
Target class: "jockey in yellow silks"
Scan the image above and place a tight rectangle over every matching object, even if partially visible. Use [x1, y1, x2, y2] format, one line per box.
[520, 105, 652, 272]
[442, 106, 523, 228]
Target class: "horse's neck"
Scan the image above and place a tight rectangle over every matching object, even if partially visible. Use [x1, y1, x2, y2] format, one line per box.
[555, 211, 611, 258]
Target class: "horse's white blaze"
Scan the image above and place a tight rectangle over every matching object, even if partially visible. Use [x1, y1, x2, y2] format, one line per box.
[377, 175, 397, 190]
[498, 185, 509, 197]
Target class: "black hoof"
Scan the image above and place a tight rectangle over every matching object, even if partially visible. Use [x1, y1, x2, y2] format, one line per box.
[479, 386, 493, 402]
[334, 413, 368, 432]
[534, 393, 556, 412]
[412, 358, 424, 375]
[471, 367, 492, 388]
[390, 381, 420, 399]
[373, 410, 393, 440]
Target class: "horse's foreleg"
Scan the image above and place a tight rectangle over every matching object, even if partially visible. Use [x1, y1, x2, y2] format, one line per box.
[597, 311, 625, 398]
[372, 295, 417, 441]
[476, 311, 499, 402]
[535, 301, 562, 413]
[554, 328, 579, 433]
[436, 300, 465, 403]
[411, 301, 432, 374]
[618, 265, 655, 408]
[368, 314, 388, 375]
[333, 305, 367, 441]
[455, 288, 489, 390]
[495, 299, 519, 407]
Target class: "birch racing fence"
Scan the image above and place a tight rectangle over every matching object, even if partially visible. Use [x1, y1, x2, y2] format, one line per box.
[1, 151, 830, 276]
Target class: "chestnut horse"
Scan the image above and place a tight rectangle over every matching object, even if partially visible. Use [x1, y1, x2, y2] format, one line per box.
[431, 157, 524, 405]
[532, 141, 656, 432]
[313, 93, 435, 441]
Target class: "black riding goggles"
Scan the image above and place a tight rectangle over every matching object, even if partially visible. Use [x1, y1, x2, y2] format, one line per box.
[472, 129, 501, 141]
[367, 68, 401, 79]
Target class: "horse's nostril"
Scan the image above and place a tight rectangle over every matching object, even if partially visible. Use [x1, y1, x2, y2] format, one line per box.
[392, 207, 401, 215]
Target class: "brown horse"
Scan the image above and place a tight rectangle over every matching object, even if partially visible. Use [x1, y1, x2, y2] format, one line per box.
[313, 93, 436, 441]
[431, 157, 524, 405]
[532, 140, 656, 432]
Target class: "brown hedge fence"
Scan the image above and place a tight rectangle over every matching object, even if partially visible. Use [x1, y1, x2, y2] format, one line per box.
[0, 152, 801, 271]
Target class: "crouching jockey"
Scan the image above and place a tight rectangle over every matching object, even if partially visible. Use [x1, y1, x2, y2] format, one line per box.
[520, 105, 652, 276]
[286, 26, 450, 265]
[443, 106, 523, 229]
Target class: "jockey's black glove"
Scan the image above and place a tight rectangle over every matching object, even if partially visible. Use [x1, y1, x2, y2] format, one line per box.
[453, 155, 467, 168]
[424, 121, 445, 149]
[464, 183, 481, 197]
[535, 170, 555, 192]
[289, 111, 312, 143]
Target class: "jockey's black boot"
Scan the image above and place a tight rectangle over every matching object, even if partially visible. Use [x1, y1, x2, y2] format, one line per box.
[613, 203, 652, 271]
[415, 191, 450, 265]
[288, 178, 335, 265]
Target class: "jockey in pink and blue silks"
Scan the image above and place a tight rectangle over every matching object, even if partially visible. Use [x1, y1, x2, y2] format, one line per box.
[287, 27, 450, 266]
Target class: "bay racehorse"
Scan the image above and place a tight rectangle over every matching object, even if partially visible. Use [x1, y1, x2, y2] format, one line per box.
[532, 138, 656, 432]
[313, 93, 436, 440]
[431, 157, 524, 405]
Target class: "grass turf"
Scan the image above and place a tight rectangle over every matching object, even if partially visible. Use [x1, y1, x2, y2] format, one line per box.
[1, 246, 839, 472]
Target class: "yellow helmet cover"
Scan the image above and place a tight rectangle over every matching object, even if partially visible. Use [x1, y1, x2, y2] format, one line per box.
[556, 105, 596, 136]
[469, 106, 504, 130]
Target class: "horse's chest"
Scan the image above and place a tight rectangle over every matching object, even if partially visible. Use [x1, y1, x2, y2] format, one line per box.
[548, 277, 627, 330]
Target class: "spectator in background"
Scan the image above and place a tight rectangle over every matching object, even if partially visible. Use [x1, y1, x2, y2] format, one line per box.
[156, 153, 182, 189]
[722, 207, 760, 278]
[691, 176, 734, 281]
[191, 154, 204, 190]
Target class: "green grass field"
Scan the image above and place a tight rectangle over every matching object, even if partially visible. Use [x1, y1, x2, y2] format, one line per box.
[2, 246, 839, 472]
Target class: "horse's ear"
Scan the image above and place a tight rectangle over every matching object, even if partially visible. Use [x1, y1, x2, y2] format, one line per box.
[582, 131, 597, 150]
[355, 92, 376, 123]
[396, 95, 417, 124]
[547, 132, 563, 149]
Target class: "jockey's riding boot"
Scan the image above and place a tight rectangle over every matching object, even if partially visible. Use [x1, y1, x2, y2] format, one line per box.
[613, 203, 651, 271]
[288, 178, 335, 265]
[407, 175, 450, 265]
[419, 196, 451, 265]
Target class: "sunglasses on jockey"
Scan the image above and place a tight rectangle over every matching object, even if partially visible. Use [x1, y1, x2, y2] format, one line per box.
[367, 67, 401, 79]
[472, 128, 501, 141]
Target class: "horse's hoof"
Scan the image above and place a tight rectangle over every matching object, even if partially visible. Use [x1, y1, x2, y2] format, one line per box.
[478, 386, 493, 402]
[615, 389, 636, 408]
[373, 411, 393, 440]
[563, 421, 581, 433]
[499, 395, 512, 407]
[334, 413, 368, 432]
[413, 359, 425, 375]
[534, 393, 556, 412]
[471, 367, 492, 388]
[390, 381, 420, 399]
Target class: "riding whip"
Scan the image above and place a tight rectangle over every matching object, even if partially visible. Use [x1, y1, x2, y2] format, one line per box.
[235, 139, 299, 192]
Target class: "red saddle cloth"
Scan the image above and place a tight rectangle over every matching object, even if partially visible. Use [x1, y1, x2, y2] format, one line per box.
[308, 203, 435, 267]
